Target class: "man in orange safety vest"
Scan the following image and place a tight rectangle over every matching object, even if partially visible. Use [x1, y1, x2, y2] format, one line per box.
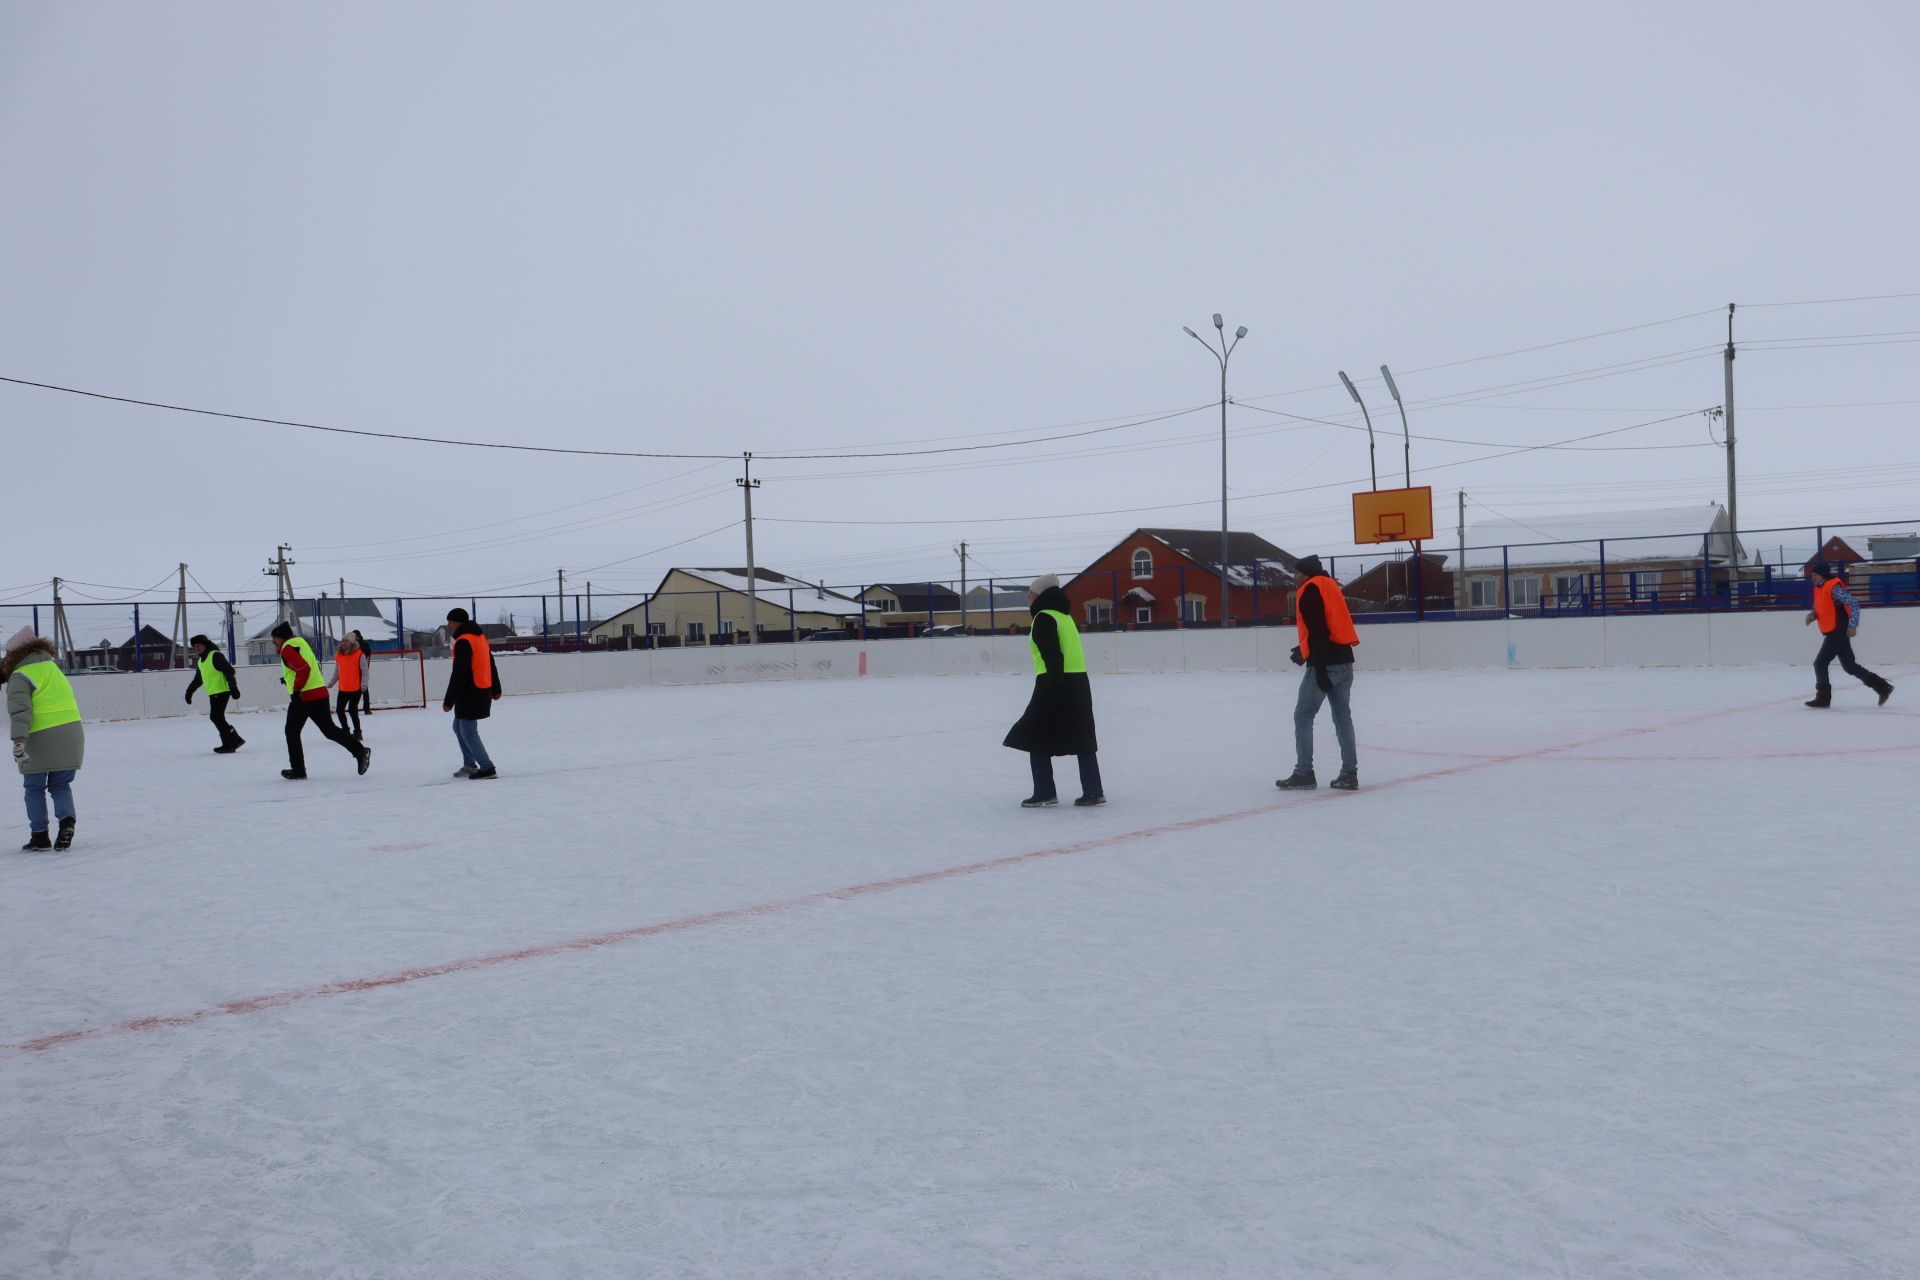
[1277, 555, 1361, 791]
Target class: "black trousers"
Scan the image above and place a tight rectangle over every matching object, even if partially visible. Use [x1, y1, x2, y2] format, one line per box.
[208, 692, 242, 746]
[1031, 751, 1103, 801]
[285, 698, 362, 773]
[1813, 630, 1882, 690]
[336, 689, 367, 739]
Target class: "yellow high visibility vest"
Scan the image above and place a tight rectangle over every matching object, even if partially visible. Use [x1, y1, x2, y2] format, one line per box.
[1029, 609, 1088, 675]
[279, 636, 326, 695]
[196, 653, 231, 697]
[18, 662, 81, 731]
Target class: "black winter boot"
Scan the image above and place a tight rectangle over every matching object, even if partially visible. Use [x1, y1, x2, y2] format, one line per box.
[54, 817, 75, 851]
[1275, 769, 1317, 791]
[21, 830, 51, 852]
[1872, 677, 1895, 707]
[1330, 769, 1359, 791]
[1020, 794, 1058, 808]
[1805, 684, 1832, 708]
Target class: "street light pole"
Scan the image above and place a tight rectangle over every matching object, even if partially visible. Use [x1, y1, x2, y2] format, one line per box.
[1185, 313, 1247, 629]
[1338, 370, 1379, 491]
[1379, 364, 1411, 488]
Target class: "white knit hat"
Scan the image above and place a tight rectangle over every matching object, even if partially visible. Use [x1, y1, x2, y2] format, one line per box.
[1029, 573, 1060, 595]
[5, 625, 36, 654]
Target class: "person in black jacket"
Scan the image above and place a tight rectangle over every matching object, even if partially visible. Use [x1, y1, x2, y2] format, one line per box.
[1003, 575, 1104, 807]
[184, 634, 246, 754]
[1277, 555, 1359, 791]
[443, 609, 504, 779]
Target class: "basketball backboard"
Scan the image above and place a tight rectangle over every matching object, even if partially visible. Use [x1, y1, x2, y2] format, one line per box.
[1352, 486, 1435, 545]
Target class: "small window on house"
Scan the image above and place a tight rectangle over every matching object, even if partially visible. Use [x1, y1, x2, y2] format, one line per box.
[1635, 573, 1663, 599]
[1509, 576, 1541, 607]
[718, 620, 735, 635]
[1469, 578, 1499, 608]
[685, 621, 706, 642]
[1135, 606, 1152, 624]
[1132, 549, 1153, 579]
[646, 622, 666, 636]
[1087, 602, 1112, 626]
[1554, 574, 1584, 603]
[621, 623, 636, 638]
[1181, 597, 1206, 622]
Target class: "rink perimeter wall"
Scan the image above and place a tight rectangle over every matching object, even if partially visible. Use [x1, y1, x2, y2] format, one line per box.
[61, 607, 1920, 725]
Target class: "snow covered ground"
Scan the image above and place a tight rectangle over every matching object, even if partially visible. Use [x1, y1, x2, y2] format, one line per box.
[2, 666, 1916, 1279]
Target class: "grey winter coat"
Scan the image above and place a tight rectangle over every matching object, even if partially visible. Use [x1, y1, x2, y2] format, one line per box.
[7, 644, 86, 774]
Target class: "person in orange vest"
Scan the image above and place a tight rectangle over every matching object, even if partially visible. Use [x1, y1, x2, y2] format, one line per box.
[328, 630, 369, 741]
[1803, 563, 1893, 708]
[443, 608, 504, 779]
[1277, 555, 1360, 791]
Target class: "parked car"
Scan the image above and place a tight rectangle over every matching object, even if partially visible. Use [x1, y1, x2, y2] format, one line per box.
[799, 630, 858, 641]
[923, 625, 967, 637]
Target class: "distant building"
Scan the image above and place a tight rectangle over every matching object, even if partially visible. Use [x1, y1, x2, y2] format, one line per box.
[1462, 504, 1744, 611]
[1342, 552, 1453, 613]
[1867, 533, 1920, 562]
[245, 598, 395, 664]
[592, 568, 864, 646]
[1065, 528, 1298, 628]
[1803, 535, 1866, 576]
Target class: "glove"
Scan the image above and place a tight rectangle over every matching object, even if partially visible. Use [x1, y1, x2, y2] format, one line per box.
[11, 741, 26, 764]
[185, 691, 194, 705]
[1849, 627, 1857, 638]
[1804, 614, 1814, 626]
[1289, 646, 1304, 666]
[230, 690, 239, 701]
[1314, 665, 1333, 693]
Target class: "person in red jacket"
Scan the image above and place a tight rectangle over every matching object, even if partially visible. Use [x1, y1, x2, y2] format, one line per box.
[273, 622, 370, 781]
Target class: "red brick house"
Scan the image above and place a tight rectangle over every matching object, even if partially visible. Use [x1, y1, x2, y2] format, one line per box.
[1802, 535, 1865, 576]
[1063, 528, 1299, 629]
[1342, 552, 1454, 613]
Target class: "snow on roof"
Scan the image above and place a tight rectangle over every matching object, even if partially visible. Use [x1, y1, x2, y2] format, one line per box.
[677, 569, 866, 616]
[247, 615, 396, 643]
[1463, 505, 1739, 569]
[1122, 586, 1156, 602]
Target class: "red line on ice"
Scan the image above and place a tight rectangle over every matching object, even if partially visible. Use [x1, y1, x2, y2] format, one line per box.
[4, 696, 1769, 1056]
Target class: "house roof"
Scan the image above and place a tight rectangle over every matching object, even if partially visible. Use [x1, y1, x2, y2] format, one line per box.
[1462, 505, 1741, 569]
[1076, 527, 1300, 591]
[287, 597, 390, 619]
[1345, 552, 1448, 584]
[1804, 535, 1866, 571]
[864, 582, 962, 607]
[247, 614, 395, 643]
[116, 625, 175, 649]
[672, 568, 866, 617]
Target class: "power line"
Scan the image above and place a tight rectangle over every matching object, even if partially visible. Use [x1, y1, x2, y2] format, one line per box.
[0, 374, 1214, 462]
[1741, 290, 1920, 308]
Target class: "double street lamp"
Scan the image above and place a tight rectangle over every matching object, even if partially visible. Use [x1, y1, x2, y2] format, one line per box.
[1184, 314, 1247, 629]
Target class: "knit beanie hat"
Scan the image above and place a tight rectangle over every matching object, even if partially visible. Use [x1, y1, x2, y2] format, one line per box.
[270, 622, 295, 641]
[1295, 555, 1325, 578]
[1029, 573, 1060, 596]
[5, 625, 36, 654]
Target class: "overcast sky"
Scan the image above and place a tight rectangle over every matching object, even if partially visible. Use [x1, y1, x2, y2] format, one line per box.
[5, 0, 1918, 617]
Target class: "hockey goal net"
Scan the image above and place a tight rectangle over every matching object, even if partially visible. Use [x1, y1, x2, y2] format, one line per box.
[366, 648, 428, 711]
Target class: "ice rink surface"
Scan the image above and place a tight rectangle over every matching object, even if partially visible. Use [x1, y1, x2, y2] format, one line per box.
[3, 665, 1917, 1279]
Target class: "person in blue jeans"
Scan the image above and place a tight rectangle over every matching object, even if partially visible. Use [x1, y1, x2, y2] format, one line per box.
[1276, 556, 1360, 792]
[6, 626, 85, 852]
[442, 609, 504, 779]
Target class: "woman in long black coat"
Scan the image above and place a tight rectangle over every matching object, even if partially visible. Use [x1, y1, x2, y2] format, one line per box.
[1004, 578, 1104, 807]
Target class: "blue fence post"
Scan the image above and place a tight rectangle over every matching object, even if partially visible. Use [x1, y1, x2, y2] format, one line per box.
[133, 603, 142, 672]
[789, 589, 797, 643]
[927, 587, 935, 636]
[988, 580, 996, 633]
[1703, 533, 1712, 611]
[395, 599, 405, 651]
[859, 590, 867, 639]
[1598, 540, 1607, 616]
[1110, 568, 1118, 628]
[226, 603, 236, 659]
[541, 596, 550, 652]
[1252, 563, 1260, 625]
[1414, 550, 1425, 620]
[32, 605, 39, 636]
[1501, 546, 1511, 614]
[714, 591, 722, 644]
[642, 595, 650, 646]
[313, 598, 322, 646]
[1177, 566, 1186, 626]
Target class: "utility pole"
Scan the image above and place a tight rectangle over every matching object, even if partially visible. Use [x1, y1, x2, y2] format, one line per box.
[1457, 490, 1467, 613]
[556, 569, 566, 633]
[264, 545, 295, 627]
[170, 563, 189, 669]
[50, 578, 75, 668]
[739, 452, 761, 643]
[956, 541, 969, 632]
[586, 582, 593, 635]
[1723, 303, 1740, 610]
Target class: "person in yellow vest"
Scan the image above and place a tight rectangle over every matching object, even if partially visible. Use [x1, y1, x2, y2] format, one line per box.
[185, 634, 246, 753]
[5, 626, 84, 851]
[271, 621, 370, 781]
[1003, 575, 1104, 807]
[1277, 555, 1360, 791]
[1803, 563, 1894, 708]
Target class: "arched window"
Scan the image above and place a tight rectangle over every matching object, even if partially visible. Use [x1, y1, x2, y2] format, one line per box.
[1131, 548, 1154, 579]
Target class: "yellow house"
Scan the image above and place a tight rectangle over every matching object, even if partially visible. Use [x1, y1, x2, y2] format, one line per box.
[591, 568, 865, 645]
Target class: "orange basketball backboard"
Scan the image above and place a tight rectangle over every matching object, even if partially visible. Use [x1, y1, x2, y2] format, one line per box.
[1352, 486, 1435, 545]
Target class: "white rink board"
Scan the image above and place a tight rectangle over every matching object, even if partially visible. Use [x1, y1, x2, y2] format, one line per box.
[56, 605, 1920, 724]
[2, 667, 1915, 1279]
